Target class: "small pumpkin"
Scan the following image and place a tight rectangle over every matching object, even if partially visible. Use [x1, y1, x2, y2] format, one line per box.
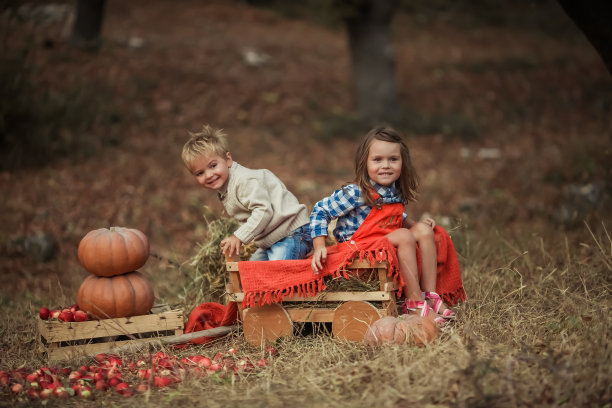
[364, 314, 439, 347]
[78, 227, 149, 277]
[77, 271, 155, 319]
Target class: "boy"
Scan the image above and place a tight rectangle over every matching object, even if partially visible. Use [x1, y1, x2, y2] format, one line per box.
[182, 125, 312, 261]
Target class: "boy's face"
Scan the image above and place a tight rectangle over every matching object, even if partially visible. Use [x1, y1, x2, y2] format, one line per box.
[189, 151, 233, 191]
[367, 139, 402, 186]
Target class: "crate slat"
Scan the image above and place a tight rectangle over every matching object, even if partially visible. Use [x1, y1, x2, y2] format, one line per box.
[38, 309, 184, 361]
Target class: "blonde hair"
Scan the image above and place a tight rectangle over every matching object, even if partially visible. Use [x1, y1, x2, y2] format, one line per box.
[181, 125, 229, 167]
[354, 126, 419, 208]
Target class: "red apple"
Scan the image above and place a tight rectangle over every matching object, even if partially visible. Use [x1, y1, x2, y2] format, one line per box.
[227, 347, 238, 356]
[39, 307, 50, 320]
[109, 376, 123, 387]
[115, 382, 129, 392]
[256, 358, 269, 368]
[68, 371, 81, 381]
[135, 383, 148, 393]
[39, 388, 52, 400]
[137, 369, 150, 379]
[197, 356, 212, 368]
[27, 388, 39, 399]
[73, 310, 87, 322]
[58, 310, 74, 322]
[154, 376, 171, 388]
[50, 310, 61, 319]
[265, 346, 280, 357]
[10, 383, 23, 394]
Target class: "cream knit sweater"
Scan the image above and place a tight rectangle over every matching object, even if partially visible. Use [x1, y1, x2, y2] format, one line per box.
[218, 162, 309, 249]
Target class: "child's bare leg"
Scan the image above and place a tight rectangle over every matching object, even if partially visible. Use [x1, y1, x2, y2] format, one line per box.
[387, 228, 445, 324]
[409, 222, 437, 291]
[411, 222, 454, 317]
[386, 229, 423, 301]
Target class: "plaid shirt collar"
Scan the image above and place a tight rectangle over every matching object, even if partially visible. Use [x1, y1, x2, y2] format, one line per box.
[370, 181, 402, 204]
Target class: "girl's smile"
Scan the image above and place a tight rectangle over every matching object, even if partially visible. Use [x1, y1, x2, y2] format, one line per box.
[367, 139, 402, 186]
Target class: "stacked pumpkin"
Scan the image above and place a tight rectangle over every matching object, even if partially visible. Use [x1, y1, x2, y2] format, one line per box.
[76, 227, 155, 319]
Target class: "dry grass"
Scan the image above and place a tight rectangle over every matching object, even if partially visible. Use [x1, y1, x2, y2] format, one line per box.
[1, 221, 609, 407]
[0, 1, 610, 407]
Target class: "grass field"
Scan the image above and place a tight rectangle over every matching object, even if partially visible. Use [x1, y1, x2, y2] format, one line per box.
[0, 1, 610, 406]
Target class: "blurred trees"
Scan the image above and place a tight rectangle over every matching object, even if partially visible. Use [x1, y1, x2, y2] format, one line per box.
[557, 0, 612, 74]
[247, 0, 401, 123]
[70, 0, 106, 50]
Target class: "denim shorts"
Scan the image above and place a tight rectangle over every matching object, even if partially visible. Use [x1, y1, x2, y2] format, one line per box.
[249, 224, 313, 261]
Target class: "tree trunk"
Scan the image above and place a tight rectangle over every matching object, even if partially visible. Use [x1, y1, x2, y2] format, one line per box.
[71, 0, 106, 50]
[344, 0, 400, 123]
[557, 0, 612, 74]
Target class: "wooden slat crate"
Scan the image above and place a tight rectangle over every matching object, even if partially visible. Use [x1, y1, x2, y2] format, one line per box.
[225, 255, 400, 345]
[38, 308, 184, 362]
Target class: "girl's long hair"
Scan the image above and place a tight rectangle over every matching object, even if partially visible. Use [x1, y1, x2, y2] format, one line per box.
[354, 126, 419, 208]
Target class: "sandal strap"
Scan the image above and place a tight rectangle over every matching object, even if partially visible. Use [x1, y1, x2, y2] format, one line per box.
[425, 291, 456, 318]
[402, 300, 430, 317]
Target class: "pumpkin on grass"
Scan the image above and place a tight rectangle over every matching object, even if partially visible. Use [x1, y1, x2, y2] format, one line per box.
[77, 271, 155, 319]
[78, 227, 149, 277]
[364, 314, 439, 347]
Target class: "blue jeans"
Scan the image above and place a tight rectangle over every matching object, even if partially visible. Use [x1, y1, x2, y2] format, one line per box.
[249, 225, 313, 261]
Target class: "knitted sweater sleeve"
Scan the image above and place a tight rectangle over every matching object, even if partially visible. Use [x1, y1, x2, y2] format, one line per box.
[231, 177, 274, 244]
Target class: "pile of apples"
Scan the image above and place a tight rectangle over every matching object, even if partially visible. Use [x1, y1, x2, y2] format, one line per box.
[1, 347, 279, 400]
[39, 303, 88, 323]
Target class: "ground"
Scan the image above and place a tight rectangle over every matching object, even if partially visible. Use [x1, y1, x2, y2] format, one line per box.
[1, 0, 610, 327]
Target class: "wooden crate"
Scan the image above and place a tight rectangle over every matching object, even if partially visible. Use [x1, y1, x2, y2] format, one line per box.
[38, 308, 184, 362]
[225, 256, 399, 345]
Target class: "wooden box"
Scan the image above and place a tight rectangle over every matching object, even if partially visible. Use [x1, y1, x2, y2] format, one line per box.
[225, 256, 399, 345]
[38, 308, 184, 361]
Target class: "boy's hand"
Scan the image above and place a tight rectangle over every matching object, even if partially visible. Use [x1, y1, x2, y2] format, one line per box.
[311, 236, 328, 274]
[220, 235, 242, 258]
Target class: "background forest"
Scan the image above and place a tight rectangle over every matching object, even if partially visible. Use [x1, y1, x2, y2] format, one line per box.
[0, 0, 610, 407]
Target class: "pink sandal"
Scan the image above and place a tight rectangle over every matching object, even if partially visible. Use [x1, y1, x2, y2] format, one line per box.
[402, 299, 446, 326]
[424, 291, 456, 319]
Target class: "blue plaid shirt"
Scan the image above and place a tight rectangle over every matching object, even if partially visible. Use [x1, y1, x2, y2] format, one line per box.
[310, 182, 405, 242]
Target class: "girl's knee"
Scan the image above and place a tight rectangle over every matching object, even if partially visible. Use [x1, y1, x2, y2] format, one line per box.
[412, 222, 434, 240]
[389, 228, 416, 247]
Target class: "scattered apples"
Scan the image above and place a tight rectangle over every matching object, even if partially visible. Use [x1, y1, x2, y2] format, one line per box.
[39, 307, 50, 320]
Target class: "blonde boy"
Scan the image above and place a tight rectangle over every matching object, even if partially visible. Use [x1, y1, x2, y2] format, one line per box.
[182, 125, 312, 260]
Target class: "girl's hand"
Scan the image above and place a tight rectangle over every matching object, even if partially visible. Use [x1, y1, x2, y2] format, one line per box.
[220, 235, 242, 258]
[420, 217, 436, 229]
[311, 247, 327, 274]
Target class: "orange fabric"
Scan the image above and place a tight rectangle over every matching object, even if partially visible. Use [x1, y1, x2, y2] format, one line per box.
[239, 201, 407, 308]
[180, 301, 238, 346]
[417, 226, 466, 306]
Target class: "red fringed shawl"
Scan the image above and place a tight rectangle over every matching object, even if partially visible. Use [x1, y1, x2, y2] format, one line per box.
[238, 200, 465, 308]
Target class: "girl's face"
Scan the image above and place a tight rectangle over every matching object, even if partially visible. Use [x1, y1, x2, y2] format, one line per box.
[189, 151, 233, 191]
[367, 139, 402, 186]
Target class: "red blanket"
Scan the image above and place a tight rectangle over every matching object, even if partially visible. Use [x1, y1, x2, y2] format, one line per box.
[238, 226, 465, 308]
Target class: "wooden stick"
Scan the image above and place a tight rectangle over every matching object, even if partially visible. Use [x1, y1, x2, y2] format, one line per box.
[160, 325, 238, 344]
[91, 325, 239, 356]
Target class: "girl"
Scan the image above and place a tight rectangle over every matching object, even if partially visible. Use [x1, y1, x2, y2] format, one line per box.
[310, 126, 455, 324]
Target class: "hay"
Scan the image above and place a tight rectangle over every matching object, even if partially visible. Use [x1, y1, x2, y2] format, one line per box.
[181, 208, 255, 310]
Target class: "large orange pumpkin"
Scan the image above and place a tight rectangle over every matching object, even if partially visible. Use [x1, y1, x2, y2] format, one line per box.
[77, 271, 155, 319]
[364, 314, 439, 347]
[78, 227, 149, 277]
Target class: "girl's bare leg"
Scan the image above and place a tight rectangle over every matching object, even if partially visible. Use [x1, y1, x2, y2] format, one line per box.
[386, 228, 422, 301]
[411, 223, 454, 316]
[409, 222, 437, 292]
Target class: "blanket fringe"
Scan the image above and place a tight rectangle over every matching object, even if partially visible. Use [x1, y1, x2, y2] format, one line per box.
[240, 246, 403, 309]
